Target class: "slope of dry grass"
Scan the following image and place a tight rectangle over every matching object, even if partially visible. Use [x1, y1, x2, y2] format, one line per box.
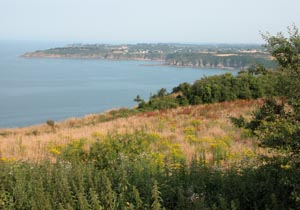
[0, 99, 264, 163]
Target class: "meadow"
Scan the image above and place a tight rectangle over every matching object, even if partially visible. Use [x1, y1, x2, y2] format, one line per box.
[0, 99, 262, 164]
[1, 98, 299, 210]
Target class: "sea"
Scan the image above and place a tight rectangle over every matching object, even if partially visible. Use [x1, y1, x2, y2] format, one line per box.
[0, 41, 234, 128]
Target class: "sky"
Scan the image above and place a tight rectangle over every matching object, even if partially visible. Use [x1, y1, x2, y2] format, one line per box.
[0, 0, 300, 44]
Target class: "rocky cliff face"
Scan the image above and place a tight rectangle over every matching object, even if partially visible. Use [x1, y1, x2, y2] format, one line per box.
[166, 59, 237, 69]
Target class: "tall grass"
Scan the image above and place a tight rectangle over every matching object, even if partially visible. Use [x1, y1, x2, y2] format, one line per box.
[0, 130, 299, 209]
[0, 100, 263, 162]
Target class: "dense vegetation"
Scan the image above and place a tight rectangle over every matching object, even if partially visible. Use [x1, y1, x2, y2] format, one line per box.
[2, 26, 300, 209]
[1, 131, 299, 209]
[136, 66, 280, 111]
[233, 25, 300, 165]
[165, 53, 276, 69]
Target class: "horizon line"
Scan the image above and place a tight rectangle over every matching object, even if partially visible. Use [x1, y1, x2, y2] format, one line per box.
[0, 39, 264, 46]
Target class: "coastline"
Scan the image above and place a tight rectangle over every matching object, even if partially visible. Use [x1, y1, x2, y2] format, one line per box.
[0, 106, 135, 132]
[21, 53, 238, 70]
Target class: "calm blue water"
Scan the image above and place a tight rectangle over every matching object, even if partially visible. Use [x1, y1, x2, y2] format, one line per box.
[0, 41, 234, 128]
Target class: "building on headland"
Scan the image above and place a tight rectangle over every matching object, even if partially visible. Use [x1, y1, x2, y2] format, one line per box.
[111, 46, 129, 54]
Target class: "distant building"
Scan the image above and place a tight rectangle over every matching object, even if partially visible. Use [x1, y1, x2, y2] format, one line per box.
[111, 46, 128, 54]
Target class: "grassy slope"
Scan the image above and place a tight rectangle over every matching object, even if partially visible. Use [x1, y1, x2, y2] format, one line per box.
[0, 99, 264, 164]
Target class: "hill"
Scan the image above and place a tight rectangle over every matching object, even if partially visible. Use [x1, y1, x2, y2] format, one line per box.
[0, 99, 263, 163]
[1, 99, 297, 210]
[22, 43, 276, 69]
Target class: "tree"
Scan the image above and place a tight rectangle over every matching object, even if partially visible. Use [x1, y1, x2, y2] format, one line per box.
[262, 25, 300, 107]
[134, 95, 143, 103]
[46, 119, 55, 131]
[244, 26, 300, 162]
[156, 88, 167, 98]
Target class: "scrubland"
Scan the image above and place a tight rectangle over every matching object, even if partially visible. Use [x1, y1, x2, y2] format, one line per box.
[0, 99, 263, 164]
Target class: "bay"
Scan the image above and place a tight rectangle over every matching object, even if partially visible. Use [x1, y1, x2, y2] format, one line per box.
[0, 41, 234, 128]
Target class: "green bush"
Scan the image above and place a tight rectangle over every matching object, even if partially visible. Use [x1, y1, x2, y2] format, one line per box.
[135, 69, 281, 112]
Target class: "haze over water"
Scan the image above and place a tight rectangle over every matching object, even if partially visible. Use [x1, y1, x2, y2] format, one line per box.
[0, 41, 234, 128]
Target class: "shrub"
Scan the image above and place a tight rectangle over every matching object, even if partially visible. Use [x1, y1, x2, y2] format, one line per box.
[46, 119, 55, 130]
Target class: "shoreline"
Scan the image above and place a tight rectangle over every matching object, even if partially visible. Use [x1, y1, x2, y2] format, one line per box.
[1, 54, 239, 130]
[0, 106, 135, 131]
[21, 53, 238, 71]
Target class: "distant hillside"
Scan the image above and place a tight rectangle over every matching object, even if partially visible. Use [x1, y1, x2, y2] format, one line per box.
[22, 43, 276, 69]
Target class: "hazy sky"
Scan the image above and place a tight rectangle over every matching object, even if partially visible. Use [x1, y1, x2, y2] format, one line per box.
[1, 0, 299, 43]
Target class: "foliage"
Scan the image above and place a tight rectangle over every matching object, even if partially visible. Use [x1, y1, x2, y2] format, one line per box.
[165, 52, 276, 69]
[263, 25, 300, 108]
[136, 89, 179, 111]
[1, 137, 300, 209]
[232, 26, 300, 164]
[60, 138, 88, 162]
[46, 119, 55, 130]
[135, 70, 280, 111]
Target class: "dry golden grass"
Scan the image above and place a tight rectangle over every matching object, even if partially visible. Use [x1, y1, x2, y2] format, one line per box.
[0, 99, 264, 162]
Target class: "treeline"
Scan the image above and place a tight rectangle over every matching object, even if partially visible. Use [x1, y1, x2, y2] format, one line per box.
[136, 67, 280, 111]
[1, 131, 299, 209]
[165, 53, 276, 69]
